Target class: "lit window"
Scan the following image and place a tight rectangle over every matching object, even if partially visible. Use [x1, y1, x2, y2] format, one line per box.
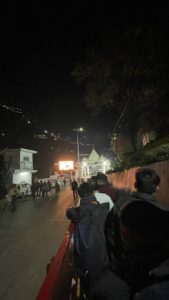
[23, 156, 30, 162]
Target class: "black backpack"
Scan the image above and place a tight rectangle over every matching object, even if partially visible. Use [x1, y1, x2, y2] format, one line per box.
[74, 203, 109, 278]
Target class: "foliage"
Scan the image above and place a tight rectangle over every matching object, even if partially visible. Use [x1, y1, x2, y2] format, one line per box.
[119, 136, 169, 169]
[72, 25, 169, 151]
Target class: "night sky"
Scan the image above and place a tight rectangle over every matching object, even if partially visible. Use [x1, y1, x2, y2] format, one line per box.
[0, 2, 168, 153]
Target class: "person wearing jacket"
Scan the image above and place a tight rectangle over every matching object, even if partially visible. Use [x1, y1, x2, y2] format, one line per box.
[66, 182, 109, 297]
[8, 184, 18, 213]
[105, 168, 161, 262]
[88, 175, 114, 211]
[90, 168, 169, 300]
[71, 178, 78, 200]
[95, 172, 118, 203]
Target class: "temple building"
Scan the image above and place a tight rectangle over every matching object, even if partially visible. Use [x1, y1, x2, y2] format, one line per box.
[80, 148, 111, 179]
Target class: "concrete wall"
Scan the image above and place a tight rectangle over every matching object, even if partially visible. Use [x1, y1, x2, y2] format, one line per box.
[13, 171, 32, 185]
[20, 150, 33, 169]
[108, 160, 169, 206]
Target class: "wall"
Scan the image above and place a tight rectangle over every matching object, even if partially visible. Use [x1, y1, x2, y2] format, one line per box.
[108, 160, 169, 206]
[20, 150, 33, 170]
[13, 171, 32, 184]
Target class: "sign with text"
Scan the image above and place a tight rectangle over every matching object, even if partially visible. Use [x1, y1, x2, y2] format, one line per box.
[59, 161, 74, 170]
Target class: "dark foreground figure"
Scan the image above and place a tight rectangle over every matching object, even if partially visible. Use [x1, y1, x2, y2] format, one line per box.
[66, 182, 109, 297]
[90, 168, 169, 300]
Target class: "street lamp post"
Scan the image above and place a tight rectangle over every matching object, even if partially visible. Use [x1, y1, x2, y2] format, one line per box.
[73, 127, 83, 179]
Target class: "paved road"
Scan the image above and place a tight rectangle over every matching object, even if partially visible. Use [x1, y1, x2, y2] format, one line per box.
[0, 187, 74, 300]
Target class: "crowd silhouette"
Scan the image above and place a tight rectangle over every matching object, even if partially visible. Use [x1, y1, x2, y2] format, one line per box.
[66, 169, 169, 300]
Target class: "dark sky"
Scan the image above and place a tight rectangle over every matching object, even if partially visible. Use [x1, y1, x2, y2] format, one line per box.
[0, 1, 168, 150]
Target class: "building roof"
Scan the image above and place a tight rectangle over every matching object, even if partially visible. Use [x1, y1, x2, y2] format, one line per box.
[0, 148, 37, 154]
[88, 148, 100, 162]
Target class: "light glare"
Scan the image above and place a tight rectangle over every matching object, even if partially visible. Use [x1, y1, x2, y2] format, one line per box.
[59, 161, 74, 170]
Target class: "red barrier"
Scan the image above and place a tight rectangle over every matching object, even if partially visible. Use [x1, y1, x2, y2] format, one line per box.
[36, 223, 74, 300]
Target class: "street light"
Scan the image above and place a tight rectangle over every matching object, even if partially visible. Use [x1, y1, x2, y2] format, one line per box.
[73, 127, 83, 179]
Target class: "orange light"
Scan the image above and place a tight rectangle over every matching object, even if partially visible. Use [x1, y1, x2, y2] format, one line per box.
[59, 161, 74, 170]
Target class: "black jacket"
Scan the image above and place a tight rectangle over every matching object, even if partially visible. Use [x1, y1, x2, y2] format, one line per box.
[66, 195, 110, 222]
[66, 196, 110, 279]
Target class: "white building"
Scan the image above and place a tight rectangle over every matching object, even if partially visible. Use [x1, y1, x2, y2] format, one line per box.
[1, 148, 37, 185]
[142, 131, 157, 146]
[80, 148, 111, 179]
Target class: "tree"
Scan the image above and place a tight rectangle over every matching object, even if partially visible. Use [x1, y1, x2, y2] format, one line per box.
[72, 25, 169, 152]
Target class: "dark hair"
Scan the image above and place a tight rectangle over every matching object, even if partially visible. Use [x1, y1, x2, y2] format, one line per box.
[88, 176, 99, 190]
[88, 173, 109, 190]
[95, 172, 108, 186]
[78, 182, 94, 198]
[135, 168, 160, 194]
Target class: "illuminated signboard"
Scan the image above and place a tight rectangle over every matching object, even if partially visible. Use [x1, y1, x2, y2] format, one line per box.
[59, 161, 74, 170]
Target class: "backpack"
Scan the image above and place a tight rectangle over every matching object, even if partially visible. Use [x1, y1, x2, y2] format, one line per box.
[74, 203, 109, 279]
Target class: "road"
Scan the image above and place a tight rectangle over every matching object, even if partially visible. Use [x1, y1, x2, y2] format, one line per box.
[0, 187, 74, 300]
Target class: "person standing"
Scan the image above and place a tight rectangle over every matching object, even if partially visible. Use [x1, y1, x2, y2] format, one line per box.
[55, 180, 60, 194]
[31, 182, 36, 200]
[8, 184, 18, 213]
[38, 180, 43, 197]
[0, 185, 7, 212]
[89, 176, 114, 211]
[91, 168, 162, 299]
[42, 181, 48, 198]
[47, 180, 52, 196]
[96, 172, 118, 203]
[71, 179, 78, 199]
[63, 178, 66, 187]
[66, 182, 109, 297]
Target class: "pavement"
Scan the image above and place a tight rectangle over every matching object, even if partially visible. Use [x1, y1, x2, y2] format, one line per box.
[0, 187, 74, 300]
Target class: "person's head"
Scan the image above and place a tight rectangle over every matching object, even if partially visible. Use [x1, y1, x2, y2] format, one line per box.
[91, 172, 108, 190]
[78, 182, 94, 198]
[88, 176, 98, 190]
[96, 172, 108, 182]
[135, 168, 160, 194]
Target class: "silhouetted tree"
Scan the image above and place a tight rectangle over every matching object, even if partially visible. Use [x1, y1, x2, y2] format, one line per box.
[72, 24, 169, 151]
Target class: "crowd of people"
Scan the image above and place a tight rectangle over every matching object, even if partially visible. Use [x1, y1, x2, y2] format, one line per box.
[0, 179, 63, 213]
[66, 169, 169, 300]
[31, 180, 61, 199]
[0, 183, 18, 213]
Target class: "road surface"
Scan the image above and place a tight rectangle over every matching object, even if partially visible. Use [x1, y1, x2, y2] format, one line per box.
[0, 187, 74, 300]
